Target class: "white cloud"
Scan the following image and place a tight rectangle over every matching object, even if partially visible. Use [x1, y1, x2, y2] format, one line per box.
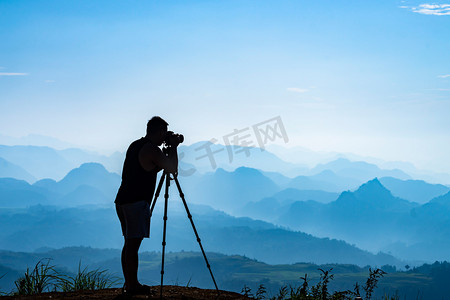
[0, 72, 29, 76]
[45, 79, 56, 83]
[438, 74, 450, 78]
[287, 87, 308, 93]
[409, 3, 450, 15]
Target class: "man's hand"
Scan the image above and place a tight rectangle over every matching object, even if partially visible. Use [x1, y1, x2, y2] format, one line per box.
[139, 142, 178, 174]
[165, 131, 182, 148]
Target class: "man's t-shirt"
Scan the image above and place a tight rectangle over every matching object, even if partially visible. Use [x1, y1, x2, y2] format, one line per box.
[115, 137, 160, 205]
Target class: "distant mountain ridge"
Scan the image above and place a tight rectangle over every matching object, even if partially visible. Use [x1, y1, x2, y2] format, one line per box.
[277, 178, 418, 247]
[0, 163, 120, 208]
[0, 247, 438, 298]
[187, 166, 280, 215]
[0, 204, 400, 267]
[3, 143, 450, 264]
[178, 141, 306, 177]
[312, 158, 411, 182]
[0, 157, 36, 183]
[379, 176, 450, 204]
[0, 145, 74, 181]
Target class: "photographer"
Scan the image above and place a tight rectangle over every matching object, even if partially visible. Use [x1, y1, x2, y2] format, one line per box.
[115, 116, 179, 295]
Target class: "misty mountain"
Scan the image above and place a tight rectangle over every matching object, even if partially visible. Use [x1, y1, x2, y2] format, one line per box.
[0, 178, 50, 207]
[379, 176, 450, 204]
[178, 141, 306, 177]
[272, 188, 339, 205]
[262, 169, 361, 193]
[259, 170, 293, 187]
[3, 246, 449, 299]
[3, 145, 450, 264]
[243, 188, 339, 222]
[0, 142, 303, 183]
[0, 157, 36, 183]
[311, 158, 411, 182]
[57, 148, 124, 175]
[277, 178, 419, 251]
[59, 185, 110, 207]
[0, 144, 124, 181]
[286, 169, 363, 193]
[0, 204, 400, 267]
[0, 163, 119, 208]
[287, 175, 340, 193]
[54, 162, 120, 198]
[429, 190, 450, 207]
[386, 191, 450, 260]
[0, 133, 76, 149]
[186, 167, 280, 215]
[0, 145, 74, 181]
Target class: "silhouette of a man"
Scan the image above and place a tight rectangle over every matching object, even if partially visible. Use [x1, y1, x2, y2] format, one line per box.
[115, 116, 178, 294]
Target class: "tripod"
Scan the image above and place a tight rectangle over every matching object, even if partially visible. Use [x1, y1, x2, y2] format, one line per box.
[149, 170, 220, 299]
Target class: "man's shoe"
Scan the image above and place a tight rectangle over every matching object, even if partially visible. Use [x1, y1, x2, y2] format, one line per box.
[124, 284, 153, 295]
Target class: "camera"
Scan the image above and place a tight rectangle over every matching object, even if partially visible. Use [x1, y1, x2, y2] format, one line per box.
[164, 131, 184, 146]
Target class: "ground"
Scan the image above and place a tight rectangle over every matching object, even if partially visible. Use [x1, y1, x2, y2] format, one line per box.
[1, 286, 251, 300]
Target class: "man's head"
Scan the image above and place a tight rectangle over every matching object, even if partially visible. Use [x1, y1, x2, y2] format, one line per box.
[146, 116, 168, 145]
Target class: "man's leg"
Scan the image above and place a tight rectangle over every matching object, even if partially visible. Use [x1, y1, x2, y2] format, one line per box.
[123, 237, 143, 290]
[120, 239, 128, 288]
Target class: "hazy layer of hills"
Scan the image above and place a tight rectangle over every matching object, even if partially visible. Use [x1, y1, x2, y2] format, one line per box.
[0, 203, 399, 267]
[0, 163, 120, 207]
[0, 247, 448, 299]
[1, 142, 450, 266]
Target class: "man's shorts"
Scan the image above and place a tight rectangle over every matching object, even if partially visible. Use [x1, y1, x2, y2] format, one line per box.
[116, 200, 150, 239]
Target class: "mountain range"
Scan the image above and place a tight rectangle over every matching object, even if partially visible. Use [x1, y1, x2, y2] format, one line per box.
[0, 163, 120, 207]
[1, 247, 448, 299]
[2, 143, 450, 265]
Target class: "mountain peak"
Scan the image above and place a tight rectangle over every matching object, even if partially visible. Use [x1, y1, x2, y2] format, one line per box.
[354, 178, 390, 196]
[235, 166, 262, 175]
[78, 162, 107, 171]
[351, 177, 394, 200]
[367, 177, 382, 185]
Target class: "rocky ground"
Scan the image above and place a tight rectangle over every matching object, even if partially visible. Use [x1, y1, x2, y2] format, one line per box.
[1, 285, 251, 300]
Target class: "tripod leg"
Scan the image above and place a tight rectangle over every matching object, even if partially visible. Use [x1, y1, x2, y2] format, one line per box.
[160, 172, 170, 300]
[150, 171, 166, 216]
[173, 175, 220, 295]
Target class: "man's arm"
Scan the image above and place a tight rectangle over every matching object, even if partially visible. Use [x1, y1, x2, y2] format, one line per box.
[139, 143, 178, 174]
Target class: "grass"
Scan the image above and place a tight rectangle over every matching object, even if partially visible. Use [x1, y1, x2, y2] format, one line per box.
[14, 259, 59, 295]
[57, 261, 119, 292]
[12, 259, 118, 295]
[241, 268, 389, 300]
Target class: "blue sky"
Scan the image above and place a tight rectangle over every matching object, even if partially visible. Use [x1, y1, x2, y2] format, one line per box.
[0, 0, 449, 172]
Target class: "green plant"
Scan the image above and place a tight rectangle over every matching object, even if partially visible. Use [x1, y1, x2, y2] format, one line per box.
[256, 284, 267, 300]
[186, 275, 193, 287]
[241, 284, 254, 298]
[275, 285, 288, 300]
[57, 261, 118, 292]
[266, 269, 354, 300]
[363, 268, 386, 300]
[261, 267, 389, 300]
[382, 291, 400, 300]
[13, 259, 118, 295]
[14, 259, 60, 295]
